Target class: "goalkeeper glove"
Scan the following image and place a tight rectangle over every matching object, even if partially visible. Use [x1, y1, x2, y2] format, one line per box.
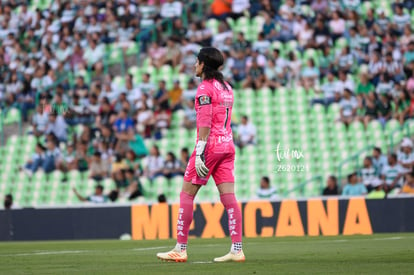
[195, 140, 209, 177]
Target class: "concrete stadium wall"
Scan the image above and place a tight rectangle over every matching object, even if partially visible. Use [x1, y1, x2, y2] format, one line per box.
[0, 197, 413, 241]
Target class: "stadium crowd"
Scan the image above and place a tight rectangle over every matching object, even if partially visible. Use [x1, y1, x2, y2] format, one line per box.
[2, 0, 414, 202]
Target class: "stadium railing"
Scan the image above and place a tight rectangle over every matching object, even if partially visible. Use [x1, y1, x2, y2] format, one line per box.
[336, 145, 376, 185]
[283, 175, 324, 198]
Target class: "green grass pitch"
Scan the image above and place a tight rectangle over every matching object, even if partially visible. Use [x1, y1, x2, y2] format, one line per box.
[1, 233, 414, 274]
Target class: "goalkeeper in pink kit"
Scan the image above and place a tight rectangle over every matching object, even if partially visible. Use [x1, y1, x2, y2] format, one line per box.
[157, 47, 244, 263]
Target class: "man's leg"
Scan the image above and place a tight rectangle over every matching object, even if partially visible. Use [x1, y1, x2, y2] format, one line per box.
[214, 182, 245, 262]
[156, 181, 201, 262]
[177, 182, 200, 250]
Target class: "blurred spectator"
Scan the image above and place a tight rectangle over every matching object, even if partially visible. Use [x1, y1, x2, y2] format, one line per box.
[180, 48, 197, 75]
[32, 105, 49, 138]
[372, 147, 388, 175]
[89, 152, 107, 182]
[329, 11, 346, 42]
[153, 106, 172, 139]
[58, 143, 77, 182]
[162, 38, 182, 67]
[124, 74, 142, 106]
[232, 32, 251, 56]
[183, 78, 198, 100]
[45, 112, 68, 143]
[256, 176, 278, 199]
[377, 94, 392, 127]
[123, 169, 144, 201]
[360, 156, 377, 192]
[394, 90, 411, 125]
[82, 39, 104, 75]
[212, 21, 233, 50]
[136, 73, 156, 96]
[124, 150, 142, 175]
[154, 80, 170, 110]
[42, 138, 61, 174]
[366, 178, 386, 199]
[236, 115, 257, 148]
[376, 74, 394, 95]
[311, 0, 328, 13]
[136, 102, 154, 138]
[382, 153, 404, 192]
[356, 73, 375, 97]
[335, 70, 355, 94]
[149, 42, 167, 68]
[397, 138, 414, 173]
[3, 194, 13, 210]
[210, 0, 232, 20]
[145, 145, 164, 182]
[183, 99, 197, 129]
[301, 58, 320, 91]
[311, 71, 339, 107]
[73, 185, 109, 203]
[163, 152, 181, 179]
[242, 58, 265, 89]
[161, 0, 183, 19]
[342, 172, 367, 196]
[172, 18, 187, 38]
[322, 175, 339, 196]
[113, 109, 135, 153]
[169, 80, 183, 111]
[401, 170, 414, 194]
[232, 0, 250, 18]
[22, 142, 46, 177]
[339, 89, 358, 126]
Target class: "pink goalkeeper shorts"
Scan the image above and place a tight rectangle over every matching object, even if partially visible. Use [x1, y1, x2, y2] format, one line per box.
[183, 149, 235, 185]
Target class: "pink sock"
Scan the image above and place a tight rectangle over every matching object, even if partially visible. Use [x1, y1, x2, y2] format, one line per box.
[220, 193, 242, 243]
[177, 191, 195, 245]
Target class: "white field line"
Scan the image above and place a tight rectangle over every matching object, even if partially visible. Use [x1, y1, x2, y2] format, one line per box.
[0, 250, 87, 257]
[0, 236, 409, 257]
[191, 261, 213, 264]
[132, 246, 169, 251]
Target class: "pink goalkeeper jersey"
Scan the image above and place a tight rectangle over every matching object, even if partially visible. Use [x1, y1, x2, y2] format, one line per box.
[195, 79, 235, 153]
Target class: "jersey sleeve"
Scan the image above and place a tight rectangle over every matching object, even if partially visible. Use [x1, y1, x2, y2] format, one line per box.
[196, 83, 213, 128]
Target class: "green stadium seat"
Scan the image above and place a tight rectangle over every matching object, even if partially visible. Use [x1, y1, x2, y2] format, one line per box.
[206, 18, 219, 35]
[126, 42, 139, 56]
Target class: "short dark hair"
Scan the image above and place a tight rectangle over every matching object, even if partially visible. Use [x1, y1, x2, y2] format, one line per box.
[96, 185, 104, 191]
[389, 153, 397, 161]
[347, 172, 357, 182]
[262, 176, 270, 185]
[328, 175, 337, 185]
[158, 194, 167, 203]
[374, 147, 382, 154]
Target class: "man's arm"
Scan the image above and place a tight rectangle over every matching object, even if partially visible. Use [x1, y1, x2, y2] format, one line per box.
[390, 173, 403, 189]
[72, 188, 87, 202]
[195, 88, 213, 177]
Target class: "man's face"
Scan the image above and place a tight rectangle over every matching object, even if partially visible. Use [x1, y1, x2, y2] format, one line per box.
[260, 179, 268, 189]
[195, 59, 204, 77]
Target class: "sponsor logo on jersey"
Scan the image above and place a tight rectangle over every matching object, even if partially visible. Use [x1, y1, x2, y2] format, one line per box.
[198, 95, 211, 105]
